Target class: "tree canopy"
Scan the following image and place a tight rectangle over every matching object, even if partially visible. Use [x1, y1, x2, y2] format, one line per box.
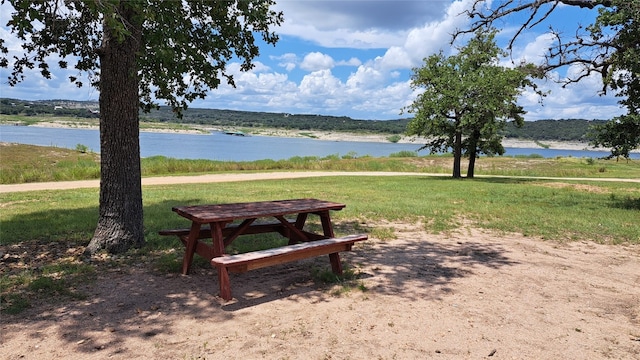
[1, 1, 282, 112]
[458, 0, 640, 158]
[404, 29, 538, 178]
[1, 0, 283, 254]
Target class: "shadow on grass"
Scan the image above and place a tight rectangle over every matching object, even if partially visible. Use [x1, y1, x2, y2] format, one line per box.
[609, 195, 640, 211]
[414, 175, 539, 185]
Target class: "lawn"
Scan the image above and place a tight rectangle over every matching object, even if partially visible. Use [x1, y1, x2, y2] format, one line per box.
[1, 144, 639, 314]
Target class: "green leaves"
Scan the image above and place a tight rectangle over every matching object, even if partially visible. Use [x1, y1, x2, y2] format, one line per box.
[136, 0, 283, 116]
[1, 0, 283, 115]
[589, 114, 640, 160]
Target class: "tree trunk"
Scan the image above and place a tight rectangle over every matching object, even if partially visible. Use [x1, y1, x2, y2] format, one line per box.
[452, 131, 462, 178]
[85, 4, 144, 255]
[467, 152, 476, 178]
[467, 131, 479, 178]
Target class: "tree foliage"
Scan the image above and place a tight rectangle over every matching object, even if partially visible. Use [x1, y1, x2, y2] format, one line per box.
[1, 0, 283, 254]
[589, 114, 640, 160]
[1, 0, 282, 113]
[404, 29, 538, 178]
[457, 0, 640, 157]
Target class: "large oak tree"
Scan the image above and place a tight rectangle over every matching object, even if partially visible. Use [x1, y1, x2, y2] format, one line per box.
[404, 29, 538, 178]
[0, 0, 283, 254]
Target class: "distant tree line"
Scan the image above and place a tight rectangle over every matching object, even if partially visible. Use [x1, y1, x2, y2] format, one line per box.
[503, 119, 607, 142]
[141, 106, 411, 134]
[0, 98, 99, 118]
[1, 98, 605, 141]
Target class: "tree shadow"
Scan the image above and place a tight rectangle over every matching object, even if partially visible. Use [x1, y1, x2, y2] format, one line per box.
[1, 201, 517, 357]
[346, 235, 517, 300]
[1, 199, 230, 356]
[608, 194, 640, 211]
[219, 219, 517, 310]
[465, 176, 538, 184]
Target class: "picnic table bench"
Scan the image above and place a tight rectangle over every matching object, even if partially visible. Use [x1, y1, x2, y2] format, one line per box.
[160, 198, 367, 301]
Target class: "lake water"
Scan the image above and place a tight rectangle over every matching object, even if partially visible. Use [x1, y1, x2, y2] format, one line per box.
[1, 125, 636, 160]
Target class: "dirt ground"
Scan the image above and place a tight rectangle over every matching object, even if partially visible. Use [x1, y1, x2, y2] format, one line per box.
[2, 173, 640, 359]
[2, 221, 639, 360]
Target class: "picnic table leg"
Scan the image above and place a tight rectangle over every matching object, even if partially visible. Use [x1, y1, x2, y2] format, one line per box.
[210, 222, 226, 257]
[210, 222, 232, 300]
[218, 266, 232, 301]
[320, 211, 343, 274]
[181, 222, 201, 275]
[319, 211, 335, 238]
[329, 252, 343, 274]
[287, 213, 309, 244]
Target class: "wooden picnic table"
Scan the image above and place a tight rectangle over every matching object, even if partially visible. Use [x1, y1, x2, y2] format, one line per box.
[163, 198, 367, 300]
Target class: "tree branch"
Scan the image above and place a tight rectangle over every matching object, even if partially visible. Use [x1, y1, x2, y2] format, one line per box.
[455, 0, 617, 87]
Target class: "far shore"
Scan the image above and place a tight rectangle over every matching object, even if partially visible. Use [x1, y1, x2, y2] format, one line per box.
[3, 119, 623, 152]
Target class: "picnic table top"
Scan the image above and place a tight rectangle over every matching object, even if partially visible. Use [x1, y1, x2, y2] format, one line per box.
[172, 198, 346, 223]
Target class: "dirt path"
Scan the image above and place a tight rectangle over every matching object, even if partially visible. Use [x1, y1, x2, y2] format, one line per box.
[2, 173, 639, 359]
[1, 171, 638, 193]
[0, 172, 424, 193]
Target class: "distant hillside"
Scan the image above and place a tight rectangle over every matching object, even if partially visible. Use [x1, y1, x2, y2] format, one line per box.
[0, 98, 99, 118]
[1, 98, 606, 142]
[504, 119, 607, 142]
[142, 106, 410, 134]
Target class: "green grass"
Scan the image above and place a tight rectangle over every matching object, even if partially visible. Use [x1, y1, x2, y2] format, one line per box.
[473, 155, 640, 178]
[386, 134, 402, 143]
[2, 176, 638, 247]
[1, 144, 639, 314]
[0, 144, 101, 183]
[1, 259, 95, 314]
[298, 132, 318, 139]
[2, 144, 639, 184]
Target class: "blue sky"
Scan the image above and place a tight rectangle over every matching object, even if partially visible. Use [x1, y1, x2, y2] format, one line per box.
[0, 0, 626, 121]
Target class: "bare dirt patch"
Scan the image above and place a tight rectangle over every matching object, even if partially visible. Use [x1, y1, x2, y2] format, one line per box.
[533, 181, 612, 193]
[2, 224, 639, 359]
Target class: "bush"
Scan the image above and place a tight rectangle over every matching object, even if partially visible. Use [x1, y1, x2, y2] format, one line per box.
[75, 143, 89, 153]
[386, 134, 402, 143]
[389, 150, 418, 158]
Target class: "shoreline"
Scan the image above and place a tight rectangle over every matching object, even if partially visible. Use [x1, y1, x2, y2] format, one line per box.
[3, 120, 624, 152]
[247, 128, 607, 151]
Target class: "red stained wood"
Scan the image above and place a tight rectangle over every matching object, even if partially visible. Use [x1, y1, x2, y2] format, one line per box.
[212, 234, 368, 301]
[161, 198, 363, 301]
[172, 198, 346, 223]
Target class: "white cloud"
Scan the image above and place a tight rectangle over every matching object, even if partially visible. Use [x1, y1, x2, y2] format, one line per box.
[248, 61, 272, 73]
[274, 0, 449, 49]
[520, 67, 625, 120]
[0, 0, 628, 122]
[276, 0, 446, 32]
[278, 23, 405, 49]
[299, 69, 341, 96]
[346, 65, 385, 88]
[336, 57, 361, 67]
[300, 52, 335, 71]
[359, 0, 476, 74]
[272, 53, 298, 71]
[510, 33, 555, 65]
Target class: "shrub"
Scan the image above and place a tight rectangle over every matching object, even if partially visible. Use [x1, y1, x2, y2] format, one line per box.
[389, 150, 418, 158]
[386, 134, 402, 143]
